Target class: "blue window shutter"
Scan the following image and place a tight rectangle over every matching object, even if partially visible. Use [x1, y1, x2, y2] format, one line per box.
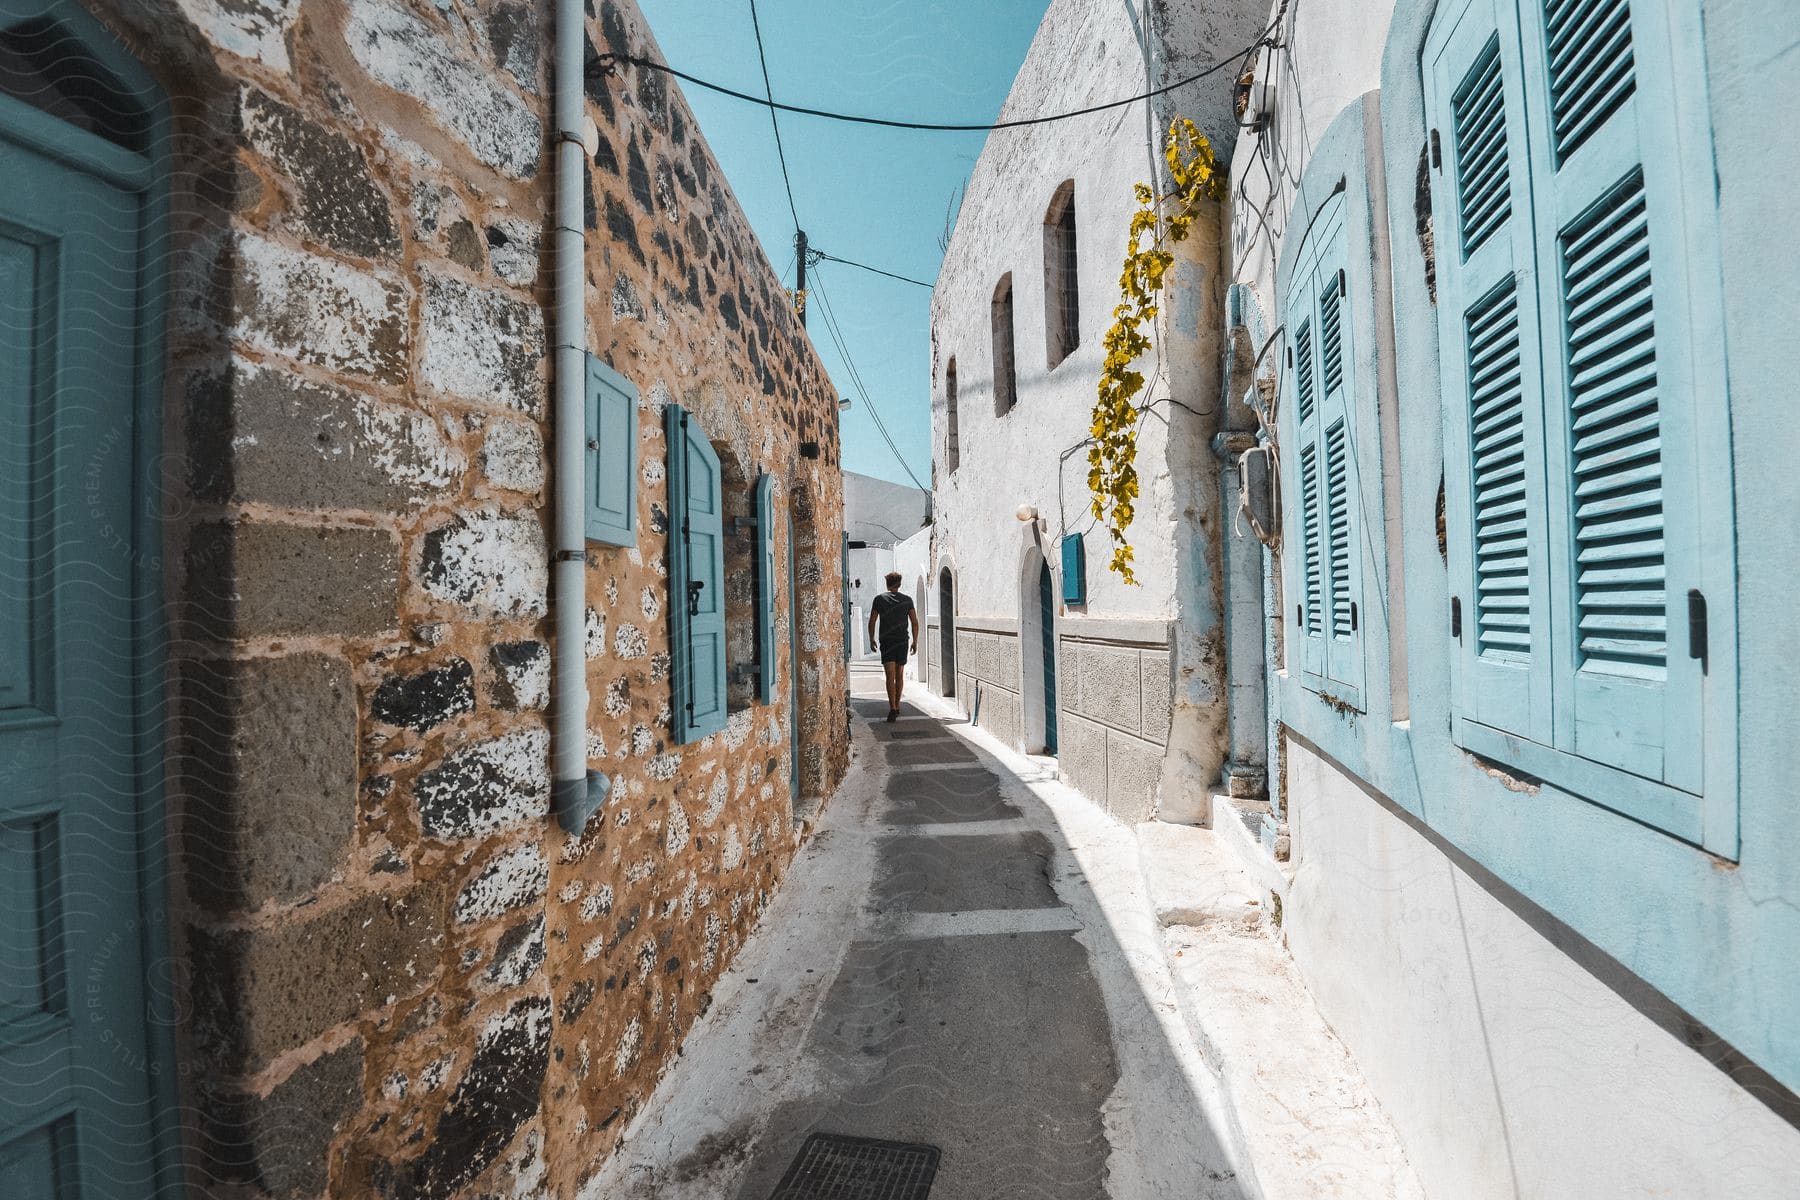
[755, 474, 777, 703]
[1060, 533, 1086, 605]
[664, 405, 726, 742]
[584, 355, 638, 547]
[1426, 0, 1554, 746]
[1315, 219, 1364, 703]
[1514, 0, 1712, 794]
[1290, 284, 1327, 682]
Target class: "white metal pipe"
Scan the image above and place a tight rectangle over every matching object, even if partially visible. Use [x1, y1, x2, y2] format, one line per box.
[550, 0, 603, 832]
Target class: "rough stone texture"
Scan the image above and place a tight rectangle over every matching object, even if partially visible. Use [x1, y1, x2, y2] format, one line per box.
[479, 418, 545, 493]
[418, 507, 548, 618]
[419, 270, 545, 414]
[241, 87, 400, 259]
[1079, 644, 1146, 736]
[372, 658, 476, 732]
[1058, 712, 1109, 807]
[182, 653, 358, 911]
[415, 728, 552, 840]
[124, 0, 849, 1192]
[187, 521, 401, 639]
[1106, 729, 1165, 825]
[188, 357, 462, 512]
[1140, 649, 1173, 745]
[201, 1038, 365, 1199]
[344, 0, 541, 179]
[189, 886, 443, 1074]
[231, 230, 408, 383]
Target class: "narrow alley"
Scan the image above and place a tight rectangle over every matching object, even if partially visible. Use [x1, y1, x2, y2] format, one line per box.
[594, 664, 1418, 1199]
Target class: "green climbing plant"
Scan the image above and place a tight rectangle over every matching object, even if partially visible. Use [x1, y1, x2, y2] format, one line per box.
[1089, 117, 1227, 584]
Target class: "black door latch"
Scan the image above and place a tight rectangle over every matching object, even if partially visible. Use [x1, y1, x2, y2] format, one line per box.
[687, 579, 705, 616]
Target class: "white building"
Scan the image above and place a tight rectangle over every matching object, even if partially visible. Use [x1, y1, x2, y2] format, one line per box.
[1210, 0, 1800, 1191]
[927, 0, 1265, 820]
[842, 470, 929, 658]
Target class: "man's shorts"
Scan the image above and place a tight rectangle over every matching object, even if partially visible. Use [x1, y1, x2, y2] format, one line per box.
[880, 641, 909, 666]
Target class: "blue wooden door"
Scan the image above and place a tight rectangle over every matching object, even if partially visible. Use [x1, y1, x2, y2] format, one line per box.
[0, 107, 164, 1199]
[664, 406, 726, 742]
[787, 510, 801, 805]
[1038, 561, 1058, 754]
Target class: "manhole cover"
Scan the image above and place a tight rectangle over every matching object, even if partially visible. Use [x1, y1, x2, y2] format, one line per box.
[769, 1133, 940, 1199]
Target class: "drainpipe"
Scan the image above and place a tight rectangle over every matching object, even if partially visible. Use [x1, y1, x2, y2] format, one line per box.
[551, 0, 606, 833]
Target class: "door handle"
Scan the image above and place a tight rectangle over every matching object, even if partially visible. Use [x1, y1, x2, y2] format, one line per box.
[687, 579, 705, 616]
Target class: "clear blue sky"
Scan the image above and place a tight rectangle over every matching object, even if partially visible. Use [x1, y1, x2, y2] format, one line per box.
[636, 0, 1050, 489]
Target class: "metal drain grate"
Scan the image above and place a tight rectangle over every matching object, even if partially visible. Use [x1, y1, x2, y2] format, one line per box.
[769, 1133, 940, 1199]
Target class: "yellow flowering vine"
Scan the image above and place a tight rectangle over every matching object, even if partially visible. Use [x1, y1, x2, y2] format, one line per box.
[1089, 118, 1226, 583]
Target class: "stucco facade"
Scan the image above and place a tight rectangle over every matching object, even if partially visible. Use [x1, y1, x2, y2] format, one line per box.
[928, 0, 1264, 820]
[1218, 0, 1800, 1190]
[3, 0, 848, 1194]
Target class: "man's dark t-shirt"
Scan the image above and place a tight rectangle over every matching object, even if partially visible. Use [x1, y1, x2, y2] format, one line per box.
[871, 591, 914, 663]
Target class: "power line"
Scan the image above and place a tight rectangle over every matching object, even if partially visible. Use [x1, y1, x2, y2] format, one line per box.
[747, 0, 801, 234]
[810, 266, 930, 493]
[810, 249, 934, 290]
[591, 33, 1272, 133]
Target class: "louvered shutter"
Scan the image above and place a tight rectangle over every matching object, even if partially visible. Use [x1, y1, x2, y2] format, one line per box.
[1288, 267, 1327, 681]
[665, 405, 727, 743]
[754, 474, 777, 703]
[1314, 211, 1365, 702]
[1426, 0, 1554, 745]
[584, 355, 639, 548]
[1516, 0, 1707, 790]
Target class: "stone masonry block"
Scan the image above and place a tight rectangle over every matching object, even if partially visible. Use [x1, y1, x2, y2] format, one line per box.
[188, 357, 461, 513]
[977, 685, 1021, 750]
[1106, 729, 1164, 825]
[240, 87, 399, 259]
[1080, 645, 1144, 735]
[189, 884, 443, 1074]
[414, 727, 551, 840]
[1056, 634, 1081, 714]
[1057, 713, 1108, 809]
[186, 521, 401, 640]
[420, 270, 545, 415]
[992, 633, 1021, 691]
[1140, 650, 1173, 747]
[230, 230, 407, 383]
[183, 653, 357, 911]
[201, 1036, 364, 1199]
[346, 0, 542, 179]
[418, 507, 547, 618]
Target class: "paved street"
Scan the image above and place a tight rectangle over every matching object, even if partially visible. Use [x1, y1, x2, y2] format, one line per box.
[593, 663, 1247, 1199]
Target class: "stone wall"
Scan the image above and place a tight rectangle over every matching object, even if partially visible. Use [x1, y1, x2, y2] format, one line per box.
[85, 0, 848, 1193]
[1055, 626, 1173, 825]
[952, 624, 1023, 749]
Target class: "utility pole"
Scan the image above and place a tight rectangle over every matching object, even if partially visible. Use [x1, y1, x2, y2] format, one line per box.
[794, 228, 808, 327]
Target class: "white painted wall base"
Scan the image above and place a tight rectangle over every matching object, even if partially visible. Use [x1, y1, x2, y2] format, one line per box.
[1281, 736, 1800, 1198]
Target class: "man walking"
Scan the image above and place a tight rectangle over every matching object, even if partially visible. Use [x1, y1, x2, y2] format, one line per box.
[867, 571, 919, 722]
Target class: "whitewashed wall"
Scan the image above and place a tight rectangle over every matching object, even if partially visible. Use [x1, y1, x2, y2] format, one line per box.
[929, 0, 1263, 816]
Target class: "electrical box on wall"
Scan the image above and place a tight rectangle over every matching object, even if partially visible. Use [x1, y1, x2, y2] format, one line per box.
[1237, 443, 1280, 548]
[1060, 533, 1087, 605]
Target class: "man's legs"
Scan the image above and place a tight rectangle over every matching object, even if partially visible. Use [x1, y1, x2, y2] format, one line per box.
[884, 661, 903, 714]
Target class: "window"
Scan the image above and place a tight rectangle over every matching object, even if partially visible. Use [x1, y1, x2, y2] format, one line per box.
[944, 358, 960, 473]
[1284, 193, 1365, 707]
[992, 274, 1017, 415]
[1043, 181, 1079, 367]
[584, 355, 639, 547]
[664, 403, 726, 743]
[1425, 0, 1732, 849]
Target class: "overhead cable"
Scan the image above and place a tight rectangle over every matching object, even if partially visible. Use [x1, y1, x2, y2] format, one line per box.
[746, 0, 801, 235]
[811, 250, 934, 290]
[810, 266, 931, 493]
[591, 33, 1273, 133]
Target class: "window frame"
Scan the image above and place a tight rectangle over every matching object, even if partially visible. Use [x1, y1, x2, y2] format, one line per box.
[1042, 181, 1080, 369]
[991, 273, 1017, 416]
[1424, 0, 1737, 854]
